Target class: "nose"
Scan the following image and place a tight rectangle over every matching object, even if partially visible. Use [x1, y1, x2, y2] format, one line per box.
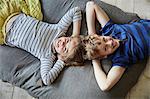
[60, 40, 65, 46]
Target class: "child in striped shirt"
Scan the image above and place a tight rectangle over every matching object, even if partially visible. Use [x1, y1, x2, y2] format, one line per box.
[3, 7, 82, 85]
[84, 1, 149, 91]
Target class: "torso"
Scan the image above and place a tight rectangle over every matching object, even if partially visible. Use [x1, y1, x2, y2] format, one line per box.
[5, 14, 63, 59]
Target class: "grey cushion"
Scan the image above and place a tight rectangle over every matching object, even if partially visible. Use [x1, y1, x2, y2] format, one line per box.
[0, 0, 146, 99]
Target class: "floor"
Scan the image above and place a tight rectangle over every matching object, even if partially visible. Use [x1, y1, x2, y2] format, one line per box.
[0, 0, 150, 99]
[0, 80, 34, 99]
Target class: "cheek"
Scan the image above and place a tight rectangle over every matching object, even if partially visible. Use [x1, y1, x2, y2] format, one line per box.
[71, 41, 78, 48]
[107, 49, 113, 54]
[56, 48, 61, 54]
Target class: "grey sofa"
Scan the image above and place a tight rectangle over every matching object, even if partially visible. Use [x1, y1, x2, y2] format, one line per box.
[0, 0, 147, 99]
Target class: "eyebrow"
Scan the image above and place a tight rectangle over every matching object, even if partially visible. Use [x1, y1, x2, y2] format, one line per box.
[103, 37, 105, 41]
[104, 45, 107, 51]
[65, 48, 68, 53]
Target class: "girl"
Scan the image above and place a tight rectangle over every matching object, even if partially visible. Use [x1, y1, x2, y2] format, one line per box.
[2, 7, 83, 85]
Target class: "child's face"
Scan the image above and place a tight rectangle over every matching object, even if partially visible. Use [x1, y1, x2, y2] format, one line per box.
[53, 37, 79, 56]
[93, 35, 120, 57]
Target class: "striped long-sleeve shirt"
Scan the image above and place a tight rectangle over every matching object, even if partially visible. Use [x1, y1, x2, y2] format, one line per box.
[5, 7, 82, 85]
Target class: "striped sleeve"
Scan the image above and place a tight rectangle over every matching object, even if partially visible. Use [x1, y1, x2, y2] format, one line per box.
[57, 7, 82, 33]
[40, 57, 65, 85]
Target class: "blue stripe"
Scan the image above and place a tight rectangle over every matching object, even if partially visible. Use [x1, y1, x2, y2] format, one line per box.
[25, 21, 37, 51]
[32, 22, 42, 57]
[21, 19, 36, 49]
[34, 23, 46, 57]
[37, 23, 49, 55]
[134, 24, 148, 56]
[16, 16, 30, 43]
[10, 16, 23, 41]
[41, 25, 54, 56]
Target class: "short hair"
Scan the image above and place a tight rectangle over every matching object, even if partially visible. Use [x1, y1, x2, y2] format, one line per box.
[80, 35, 103, 60]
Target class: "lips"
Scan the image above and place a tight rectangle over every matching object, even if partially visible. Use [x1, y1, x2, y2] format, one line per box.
[111, 39, 116, 48]
[56, 38, 69, 48]
[55, 39, 59, 47]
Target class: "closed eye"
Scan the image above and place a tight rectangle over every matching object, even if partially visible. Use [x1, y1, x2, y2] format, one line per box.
[104, 46, 107, 51]
[97, 42, 101, 45]
[103, 37, 106, 42]
[66, 39, 69, 43]
[64, 47, 68, 53]
[105, 48, 107, 51]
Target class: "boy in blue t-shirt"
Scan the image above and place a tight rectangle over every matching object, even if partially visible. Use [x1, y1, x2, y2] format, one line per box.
[85, 1, 150, 91]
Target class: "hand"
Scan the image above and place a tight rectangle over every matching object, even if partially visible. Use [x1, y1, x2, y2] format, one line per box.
[92, 59, 99, 63]
[57, 54, 66, 62]
[92, 59, 102, 68]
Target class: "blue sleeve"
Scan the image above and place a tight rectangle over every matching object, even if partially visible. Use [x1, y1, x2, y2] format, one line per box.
[111, 55, 130, 68]
[98, 20, 115, 36]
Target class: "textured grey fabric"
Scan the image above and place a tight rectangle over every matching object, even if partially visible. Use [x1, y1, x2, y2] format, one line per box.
[0, 0, 146, 99]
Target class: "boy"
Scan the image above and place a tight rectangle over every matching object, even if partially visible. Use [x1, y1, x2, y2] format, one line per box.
[85, 1, 149, 91]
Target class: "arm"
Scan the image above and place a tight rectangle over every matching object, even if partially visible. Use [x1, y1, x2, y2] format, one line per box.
[58, 7, 82, 36]
[40, 57, 65, 85]
[86, 1, 110, 35]
[72, 19, 81, 37]
[92, 59, 125, 91]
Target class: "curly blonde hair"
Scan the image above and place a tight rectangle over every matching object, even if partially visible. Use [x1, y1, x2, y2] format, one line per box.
[61, 35, 103, 66]
[80, 35, 103, 60]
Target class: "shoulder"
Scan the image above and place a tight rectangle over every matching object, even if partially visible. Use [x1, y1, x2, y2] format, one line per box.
[41, 52, 56, 61]
[109, 48, 130, 68]
[100, 20, 116, 36]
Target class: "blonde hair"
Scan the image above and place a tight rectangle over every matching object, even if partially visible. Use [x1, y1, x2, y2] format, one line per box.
[61, 36, 85, 66]
[60, 35, 104, 66]
[80, 35, 103, 60]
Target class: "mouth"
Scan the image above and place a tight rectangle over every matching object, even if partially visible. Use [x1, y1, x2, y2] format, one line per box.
[55, 38, 70, 48]
[111, 39, 116, 48]
[54, 39, 60, 49]
[56, 39, 60, 47]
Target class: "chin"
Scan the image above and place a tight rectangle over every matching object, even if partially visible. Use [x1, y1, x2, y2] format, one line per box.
[115, 40, 120, 49]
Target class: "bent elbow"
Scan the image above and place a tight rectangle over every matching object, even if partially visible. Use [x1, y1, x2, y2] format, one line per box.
[42, 79, 51, 86]
[100, 86, 110, 92]
[99, 84, 112, 92]
[42, 76, 52, 86]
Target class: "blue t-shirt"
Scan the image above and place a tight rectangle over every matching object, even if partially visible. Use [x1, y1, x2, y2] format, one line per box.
[99, 19, 150, 68]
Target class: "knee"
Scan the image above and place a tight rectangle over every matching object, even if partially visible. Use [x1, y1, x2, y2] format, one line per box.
[86, 1, 95, 9]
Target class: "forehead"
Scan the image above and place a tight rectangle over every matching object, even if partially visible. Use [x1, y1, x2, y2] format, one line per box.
[60, 36, 69, 39]
[88, 35, 103, 44]
[94, 35, 104, 40]
[89, 35, 103, 41]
